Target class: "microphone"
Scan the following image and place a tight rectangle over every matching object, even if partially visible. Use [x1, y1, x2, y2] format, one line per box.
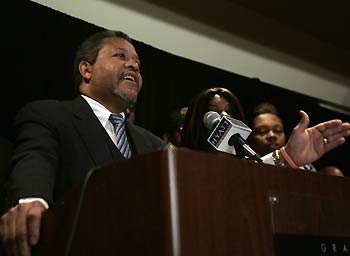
[203, 111, 262, 162]
[203, 111, 221, 130]
[228, 134, 263, 162]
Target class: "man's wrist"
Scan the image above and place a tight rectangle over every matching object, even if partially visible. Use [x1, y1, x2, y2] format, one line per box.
[18, 198, 49, 209]
[279, 147, 299, 168]
[272, 149, 287, 167]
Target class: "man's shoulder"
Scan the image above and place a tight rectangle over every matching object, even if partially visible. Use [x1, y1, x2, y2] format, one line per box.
[15, 97, 82, 122]
[23, 97, 77, 108]
[18, 97, 83, 113]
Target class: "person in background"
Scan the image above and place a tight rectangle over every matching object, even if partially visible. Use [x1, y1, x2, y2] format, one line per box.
[181, 87, 246, 153]
[319, 166, 344, 177]
[0, 30, 166, 256]
[181, 87, 350, 169]
[248, 101, 345, 175]
[125, 103, 136, 123]
[247, 101, 285, 157]
[162, 107, 188, 147]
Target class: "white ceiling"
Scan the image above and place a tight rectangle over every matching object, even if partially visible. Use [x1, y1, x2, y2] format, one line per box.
[144, 0, 350, 78]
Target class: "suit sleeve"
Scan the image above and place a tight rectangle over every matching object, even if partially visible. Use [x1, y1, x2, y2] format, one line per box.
[4, 102, 59, 209]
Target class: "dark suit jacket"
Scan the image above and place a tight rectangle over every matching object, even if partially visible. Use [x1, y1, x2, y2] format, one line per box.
[4, 96, 166, 210]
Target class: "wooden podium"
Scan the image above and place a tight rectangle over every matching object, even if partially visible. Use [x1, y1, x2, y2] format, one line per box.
[33, 148, 350, 255]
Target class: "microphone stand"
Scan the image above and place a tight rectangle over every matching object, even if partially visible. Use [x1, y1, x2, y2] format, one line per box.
[229, 134, 263, 163]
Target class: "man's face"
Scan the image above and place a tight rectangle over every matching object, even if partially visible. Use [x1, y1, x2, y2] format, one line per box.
[89, 37, 143, 104]
[250, 113, 286, 156]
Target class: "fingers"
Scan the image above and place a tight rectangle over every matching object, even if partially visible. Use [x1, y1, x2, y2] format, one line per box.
[323, 137, 346, 152]
[16, 204, 32, 256]
[317, 121, 350, 141]
[313, 120, 350, 157]
[314, 119, 343, 135]
[1, 206, 21, 256]
[27, 203, 44, 246]
[0, 202, 46, 256]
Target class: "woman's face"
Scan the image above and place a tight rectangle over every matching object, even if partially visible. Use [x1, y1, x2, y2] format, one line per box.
[208, 94, 233, 118]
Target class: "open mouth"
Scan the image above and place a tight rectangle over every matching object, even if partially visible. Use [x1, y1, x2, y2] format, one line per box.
[123, 75, 136, 83]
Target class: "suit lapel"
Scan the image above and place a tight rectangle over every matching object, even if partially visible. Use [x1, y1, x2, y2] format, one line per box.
[125, 121, 150, 155]
[71, 96, 119, 166]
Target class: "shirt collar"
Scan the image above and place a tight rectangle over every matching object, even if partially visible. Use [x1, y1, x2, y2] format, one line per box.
[81, 95, 125, 127]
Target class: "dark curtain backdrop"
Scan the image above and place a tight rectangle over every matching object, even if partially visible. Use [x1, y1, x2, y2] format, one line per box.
[1, 1, 349, 175]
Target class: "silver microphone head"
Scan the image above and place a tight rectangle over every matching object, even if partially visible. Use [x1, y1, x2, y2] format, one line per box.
[203, 111, 221, 130]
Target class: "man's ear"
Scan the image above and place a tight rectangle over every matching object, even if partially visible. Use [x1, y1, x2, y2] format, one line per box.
[79, 61, 92, 83]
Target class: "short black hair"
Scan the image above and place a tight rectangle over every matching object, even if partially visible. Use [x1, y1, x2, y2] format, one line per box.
[248, 102, 281, 126]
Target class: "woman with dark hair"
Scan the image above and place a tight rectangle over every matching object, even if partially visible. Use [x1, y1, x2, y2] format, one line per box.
[181, 87, 246, 153]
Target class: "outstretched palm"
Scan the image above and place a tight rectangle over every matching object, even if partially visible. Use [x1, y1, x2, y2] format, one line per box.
[285, 111, 350, 166]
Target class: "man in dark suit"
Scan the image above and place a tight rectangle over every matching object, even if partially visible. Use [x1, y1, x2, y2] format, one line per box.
[0, 30, 166, 255]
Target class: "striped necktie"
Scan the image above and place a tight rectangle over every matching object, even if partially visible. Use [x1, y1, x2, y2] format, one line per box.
[109, 113, 132, 158]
